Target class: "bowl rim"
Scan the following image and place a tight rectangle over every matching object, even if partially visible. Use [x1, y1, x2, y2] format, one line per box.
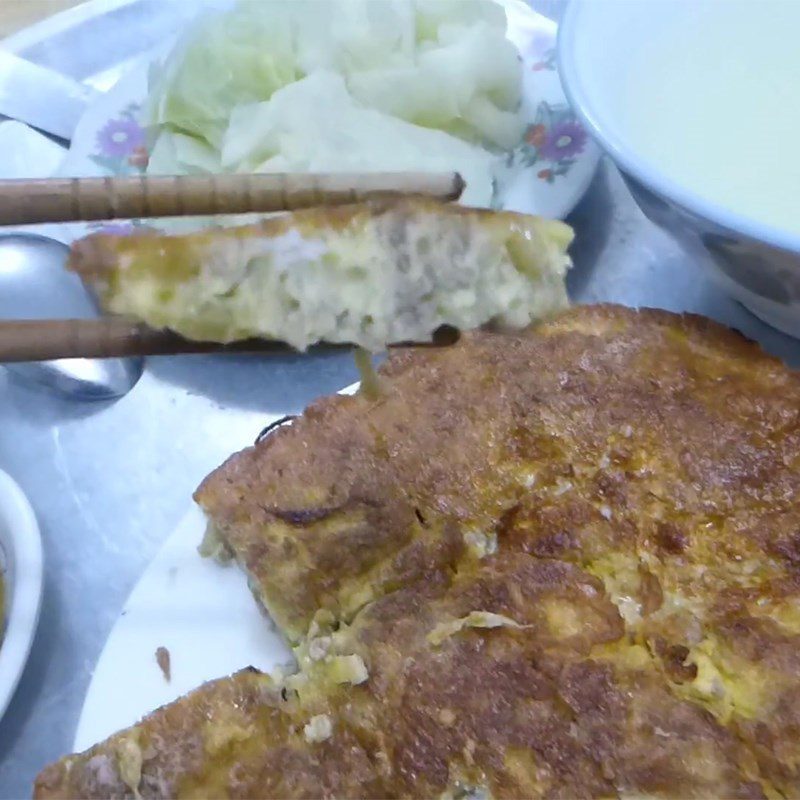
[557, 0, 800, 256]
[0, 468, 43, 721]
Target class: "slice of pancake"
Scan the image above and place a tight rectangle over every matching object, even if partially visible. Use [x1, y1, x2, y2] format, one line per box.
[35, 549, 778, 798]
[68, 198, 573, 350]
[37, 305, 800, 798]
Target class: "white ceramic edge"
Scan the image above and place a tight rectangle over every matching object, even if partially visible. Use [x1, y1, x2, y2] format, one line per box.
[0, 469, 43, 721]
[557, 0, 800, 255]
[74, 382, 360, 751]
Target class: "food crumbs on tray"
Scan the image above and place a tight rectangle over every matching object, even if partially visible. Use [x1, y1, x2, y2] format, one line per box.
[155, 646, 171, 683]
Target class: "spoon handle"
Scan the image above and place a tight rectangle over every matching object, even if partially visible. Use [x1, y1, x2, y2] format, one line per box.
[0, 172, 464, 225]
[0, 318, 459, 362]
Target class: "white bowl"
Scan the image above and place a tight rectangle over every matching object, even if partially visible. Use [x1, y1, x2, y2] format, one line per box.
[0, 469, 43, 720]
[558, 0, 800, 338]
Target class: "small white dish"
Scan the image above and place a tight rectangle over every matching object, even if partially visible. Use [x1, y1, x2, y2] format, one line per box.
[0, 468, 43, 721]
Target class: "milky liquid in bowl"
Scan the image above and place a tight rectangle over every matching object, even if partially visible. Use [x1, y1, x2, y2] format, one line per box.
[568, 0, 800, 239]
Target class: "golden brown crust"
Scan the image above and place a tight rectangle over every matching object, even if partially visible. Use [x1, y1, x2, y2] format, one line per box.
[34, 551, 781, 799]
[34, 668, 386, 799]
[68, 196, 569, 289]
[67, 197, 540, 276]
[38, 304, 800, 798]
[195, 303, 800, 642]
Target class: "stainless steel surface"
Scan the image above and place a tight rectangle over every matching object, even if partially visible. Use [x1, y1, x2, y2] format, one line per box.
[0, 234, 143, 400]
[0, 50, 97, 141]
[2, 3, 800, 799]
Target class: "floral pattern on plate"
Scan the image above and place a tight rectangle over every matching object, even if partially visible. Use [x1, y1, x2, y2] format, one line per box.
[506, 102, 589, 183]
[91, 103, 149, 175]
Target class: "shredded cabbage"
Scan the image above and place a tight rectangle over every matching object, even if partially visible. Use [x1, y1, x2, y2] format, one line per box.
[220, 72, 496, 206]
[347, 19, 524, 148]
[146, 2, 300, 148]
[144, 0, 526, 202]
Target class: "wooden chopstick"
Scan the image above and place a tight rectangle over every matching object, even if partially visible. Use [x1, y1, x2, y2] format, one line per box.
[0, 318, 460, 362]
[0, 172, 465, 226]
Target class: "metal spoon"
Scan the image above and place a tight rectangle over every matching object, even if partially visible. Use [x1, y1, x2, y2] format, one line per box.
[0, 232, 143, 399]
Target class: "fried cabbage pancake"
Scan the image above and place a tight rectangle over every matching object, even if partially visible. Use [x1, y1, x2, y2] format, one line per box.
[68, 198, 573, 350]
[36, 305, 800, 798]
[35, 552, 776, 799]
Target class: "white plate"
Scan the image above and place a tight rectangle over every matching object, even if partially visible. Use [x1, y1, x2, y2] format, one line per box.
[59, 0, 599, 224]
[0, 469, 43, 722]
[74, 504, 292, 750]
[75, 386, 358, 751]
